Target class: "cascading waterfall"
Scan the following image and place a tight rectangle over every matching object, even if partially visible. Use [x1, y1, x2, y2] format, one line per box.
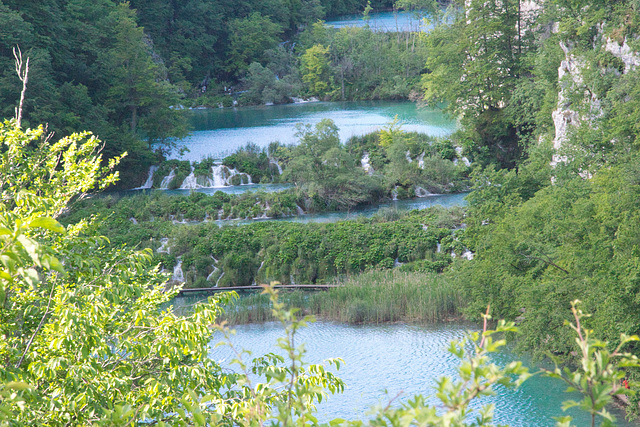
[417, 152, 425, 169]
[215, 272, 225, 287]
[152, 163, 253, 189]
[134, 165, 157, 189]
[414, 186, 431, 197]
[455, 146, 471, 167]
[296, 204, 305, 215]
[159, 169, 176, 189]
[405, 151, 413, 163]
[157, 238, 170, 254]
[206, 266, 219, 282]
[391, 186, 399, 201]
[361, 152, 373, 175]
[179, 166, 200, 189]
[269, 158, 283, 175]
[172, 259, 185, 282]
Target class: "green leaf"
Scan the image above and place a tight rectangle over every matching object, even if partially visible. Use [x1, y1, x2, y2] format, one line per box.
[29, 217, 65, 234]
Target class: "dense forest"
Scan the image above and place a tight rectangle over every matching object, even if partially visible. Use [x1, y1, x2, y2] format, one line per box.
[0, 0, 414, 184]
[3, 0, 640, 425]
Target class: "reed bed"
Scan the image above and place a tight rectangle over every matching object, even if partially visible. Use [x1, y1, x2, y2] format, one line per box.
[221, 270, 464, 325]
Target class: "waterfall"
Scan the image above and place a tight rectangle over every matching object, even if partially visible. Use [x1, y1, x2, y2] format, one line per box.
[211, 165, 229, 187]
[296, 204, 305, 215]
[406, 151, 413, 163]
[134, 165, 157, 189]
[180, 167, 199, 189]
[215, 272, 225, 287]
[172, 259, 185, 282]
[270, 158, 283, 175]
[417, 152, 425, 169]
[159, 169, 176, 189]
[206, 265, 219, 282]
[414, 186, 431, 198]
[436, 243, 442, 253]
[157, 238, 170, 254]
[462, 249, 474, 260]
[391, 186, 399, 201]
[361, 152, 373, 175]
[455, 146, 471, 167]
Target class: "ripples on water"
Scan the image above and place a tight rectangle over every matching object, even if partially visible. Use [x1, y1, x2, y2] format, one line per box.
[208, 321, 635, 426]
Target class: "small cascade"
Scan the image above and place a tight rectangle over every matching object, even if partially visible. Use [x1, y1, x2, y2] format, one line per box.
[296, 204, 305, 215]
[361, 152, 374, 175]
[462, 249, 474, 260]
[172, 259, 185, 282]
[436, 243, 442, 253]
[206, 266, 219, 282]
[157, 238, 170, 254]
[215, 271, 225, 287]
[391, 186, 399, 201]
[290, 274, 296, 285]
[455, 147, 472, 167]
[393, 258, 404, 268]
[211, 165, 231, 187]
[159, 169, 176, 189]
[417, 152, 425, 169]
[406, 151, 413, 163]
[129, 217, 138, 225]
[414, 186, 431, 198]
[134, 165, 157, 189]
[270, 158, 283, 175]
[180, 167, 199, 189]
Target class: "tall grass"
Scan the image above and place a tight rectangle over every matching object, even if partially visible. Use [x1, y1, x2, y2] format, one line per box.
[221, 270, 464, 324]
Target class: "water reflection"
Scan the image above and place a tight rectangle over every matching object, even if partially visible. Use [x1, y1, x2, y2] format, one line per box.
[174, 101, 456, 161]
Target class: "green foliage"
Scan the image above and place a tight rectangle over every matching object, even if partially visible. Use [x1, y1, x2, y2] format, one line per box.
[544, 301, 640, 427]
[0, 120, 348, 425]
[300, 44, 333, 98]
[223, 143, 278, 183]
[454, 154, 640, 362]
[228, 12, 283, 75]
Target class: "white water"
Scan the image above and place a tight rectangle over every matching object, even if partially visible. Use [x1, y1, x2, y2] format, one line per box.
[134, 165, 157, 190]
[180, 167, 201, 189]
[361, 152, 373, 175]
[391, 186, 399, 201]
[296, 204, 305, 215]
[159, 169, 176, 189]
[210, 165, 251, 187]
[417, 152, 425, 169]
[414, 186, 431, 198]
[206, 266, 219, 282]
[157, 238, 170, 254]
[270, 158, 283, 175]
[215, 272, 225, 287]
[172, 259, 185, 282]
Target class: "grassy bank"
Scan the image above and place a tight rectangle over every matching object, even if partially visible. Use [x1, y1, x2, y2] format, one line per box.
[221, 270, 463, 325]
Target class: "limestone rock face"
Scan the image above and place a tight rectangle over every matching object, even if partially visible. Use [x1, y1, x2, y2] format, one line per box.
[604, 37, 640, 74]
[550, 34, 639, 169]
